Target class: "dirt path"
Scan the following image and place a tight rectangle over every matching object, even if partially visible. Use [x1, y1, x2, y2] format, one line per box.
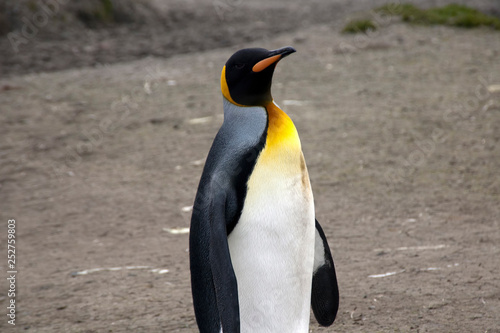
[1, 4, 500, 333]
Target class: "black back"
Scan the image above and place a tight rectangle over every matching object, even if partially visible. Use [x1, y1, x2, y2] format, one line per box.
[189, 100, 268, 332]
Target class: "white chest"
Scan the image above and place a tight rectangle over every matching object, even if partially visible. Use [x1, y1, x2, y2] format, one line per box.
[227, 149, 315, 332]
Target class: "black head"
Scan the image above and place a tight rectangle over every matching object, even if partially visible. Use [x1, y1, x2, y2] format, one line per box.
[221, 46, 296, 106]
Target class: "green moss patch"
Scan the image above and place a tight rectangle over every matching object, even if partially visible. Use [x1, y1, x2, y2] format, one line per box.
[342, 19, 378, 33]
[376, 3, 500, 30]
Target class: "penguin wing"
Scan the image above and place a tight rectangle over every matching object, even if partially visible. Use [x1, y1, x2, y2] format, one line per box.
[190, 179, 241, 333]
[208, 189, 241, 332]
[311, 219, 339, 326]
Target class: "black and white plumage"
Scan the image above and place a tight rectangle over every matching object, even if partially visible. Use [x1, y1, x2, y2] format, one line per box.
[189, 47, 339, 332]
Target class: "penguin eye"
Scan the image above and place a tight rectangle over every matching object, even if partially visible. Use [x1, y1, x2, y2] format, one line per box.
[233, 63, 245, 70]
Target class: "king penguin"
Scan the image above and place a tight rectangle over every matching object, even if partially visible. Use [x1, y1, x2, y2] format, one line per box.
[189, 46, 339, 333]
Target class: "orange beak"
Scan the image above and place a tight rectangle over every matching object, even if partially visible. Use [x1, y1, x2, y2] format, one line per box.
[252, 55, 282, 72]
[252, 46, 296, 73]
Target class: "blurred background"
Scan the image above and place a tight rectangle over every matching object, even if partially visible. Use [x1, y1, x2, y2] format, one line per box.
[1, 0, 499, 76]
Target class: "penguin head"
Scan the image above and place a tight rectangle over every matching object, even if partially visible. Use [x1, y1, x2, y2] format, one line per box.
[221, 46, 296, 107]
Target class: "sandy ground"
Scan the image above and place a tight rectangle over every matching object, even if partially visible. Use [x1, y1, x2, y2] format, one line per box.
[1, 1, 500, 332]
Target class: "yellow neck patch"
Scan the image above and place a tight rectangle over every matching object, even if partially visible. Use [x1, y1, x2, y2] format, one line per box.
[264, 102, 300, 149]
[255, 101, 302, 172]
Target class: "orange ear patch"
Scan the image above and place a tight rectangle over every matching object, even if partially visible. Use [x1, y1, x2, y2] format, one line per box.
[220, 66, 245, 106]
[252, 54, 281, 72]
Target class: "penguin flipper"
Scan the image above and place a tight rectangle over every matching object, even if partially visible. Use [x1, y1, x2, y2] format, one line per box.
[207, 191, 240, 332]
[311, 219, 339, 326]
[190, 189, 240, 333]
